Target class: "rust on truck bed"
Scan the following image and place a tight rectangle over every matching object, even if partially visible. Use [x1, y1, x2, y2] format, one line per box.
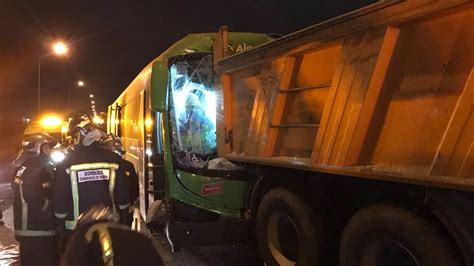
[216, 0, 474, 191]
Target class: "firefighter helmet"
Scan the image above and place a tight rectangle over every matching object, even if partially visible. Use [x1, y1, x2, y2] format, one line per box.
[68, 113, 94, 137]
[101, 134, 124, 157]
[68, 113, 105, 146]
[21, 133, 58, 157]
[13, 133, 58, 167]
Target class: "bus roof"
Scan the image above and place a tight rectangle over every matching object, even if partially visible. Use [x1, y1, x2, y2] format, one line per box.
[111, 32, 272, 107]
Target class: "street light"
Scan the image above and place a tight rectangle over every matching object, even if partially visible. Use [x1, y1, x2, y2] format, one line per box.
[90, 94, 97, 117]
[38, 40, 69, 116]
[77, 80, 84, 87]
[52, 42, 68, 55]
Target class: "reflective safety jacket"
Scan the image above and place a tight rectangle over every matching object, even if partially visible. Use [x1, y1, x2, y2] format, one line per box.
[62, 221, 163, 266]
[12, 155, 56, 239]
[54, 143, 129, 230]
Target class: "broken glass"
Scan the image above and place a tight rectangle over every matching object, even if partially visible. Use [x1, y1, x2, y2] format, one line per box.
[168, 53, 217, 168]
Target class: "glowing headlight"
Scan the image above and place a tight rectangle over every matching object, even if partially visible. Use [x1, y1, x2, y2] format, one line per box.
[93, 116, 104, 125]
[51, 150, 66, 163]
[41, 115, 63, 128]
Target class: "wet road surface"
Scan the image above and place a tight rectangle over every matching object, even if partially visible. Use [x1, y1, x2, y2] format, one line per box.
[152, 234, 263, 266]
[0, 183, 20, 265]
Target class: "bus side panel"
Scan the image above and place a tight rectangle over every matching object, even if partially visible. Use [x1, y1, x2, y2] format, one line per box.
[120, 92, 146, 217]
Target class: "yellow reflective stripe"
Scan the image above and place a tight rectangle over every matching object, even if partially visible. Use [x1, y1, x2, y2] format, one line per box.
[119, 203, 130, 210]
[40, 199, 49, 212]
[85, 223, 116, 266]
[109, 169, 117, 215]
[16, 166, 27, 177]
[15, 230, 56, 237]
[55, 212, 68, 219]
[18, 182, 28, 230]
[70, 163, 119, 171]
[65, 220, 76, 230]
[69, 169, 80, 226]
[67, 162, 120, 229]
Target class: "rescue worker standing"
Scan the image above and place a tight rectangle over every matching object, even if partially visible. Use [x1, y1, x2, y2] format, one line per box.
[101, 134, 138, 226]
[12, 133, 58, 266]
[61, 205, 163, 266]
[178, 91, 216, 155]
[54, 114, 129, 235]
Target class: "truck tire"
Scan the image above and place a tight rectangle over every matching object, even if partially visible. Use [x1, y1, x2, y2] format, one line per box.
[340, 204, 462, 266]
[256, 188, 326, 266]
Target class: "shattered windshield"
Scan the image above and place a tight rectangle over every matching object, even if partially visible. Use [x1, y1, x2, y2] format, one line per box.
[168, 53, 217, 167]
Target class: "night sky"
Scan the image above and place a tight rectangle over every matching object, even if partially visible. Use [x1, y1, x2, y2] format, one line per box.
[0, 0, 374, 122]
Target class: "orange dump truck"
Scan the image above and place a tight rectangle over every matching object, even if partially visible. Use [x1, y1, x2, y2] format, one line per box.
[214, 0, 473, 264]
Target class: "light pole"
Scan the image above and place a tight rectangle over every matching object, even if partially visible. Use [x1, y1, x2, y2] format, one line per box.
[37, 41, 68, 117]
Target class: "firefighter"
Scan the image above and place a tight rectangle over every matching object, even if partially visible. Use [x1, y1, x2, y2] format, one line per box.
[178, 91, 216, 157]
[61, 205, 163, 266]
[101, 134, 138, 226]
[11, 133, 58, 266]
[54, 114, 129, 237]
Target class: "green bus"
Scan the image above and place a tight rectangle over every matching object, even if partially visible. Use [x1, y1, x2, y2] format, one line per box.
[107, 28, 272, 250]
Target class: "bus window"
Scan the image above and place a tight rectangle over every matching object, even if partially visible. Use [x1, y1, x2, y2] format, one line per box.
[168, 53, 217, 169]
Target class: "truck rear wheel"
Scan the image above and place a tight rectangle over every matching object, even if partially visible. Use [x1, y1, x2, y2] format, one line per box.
[256, 188, 326, 266]
[340, 204, 462, 266]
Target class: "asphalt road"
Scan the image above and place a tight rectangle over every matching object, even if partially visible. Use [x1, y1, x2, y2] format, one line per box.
[152, 233, 263, 266]
[0, 182, 262, 265]
[0, 183, 20, 266]
[153, 237, 263, 266]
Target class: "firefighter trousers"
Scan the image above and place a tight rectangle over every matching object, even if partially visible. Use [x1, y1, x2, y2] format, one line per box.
[19, 236, 58, 266]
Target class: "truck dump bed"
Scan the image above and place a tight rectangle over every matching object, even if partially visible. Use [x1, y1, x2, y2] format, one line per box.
[216, 0, 473, 191]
